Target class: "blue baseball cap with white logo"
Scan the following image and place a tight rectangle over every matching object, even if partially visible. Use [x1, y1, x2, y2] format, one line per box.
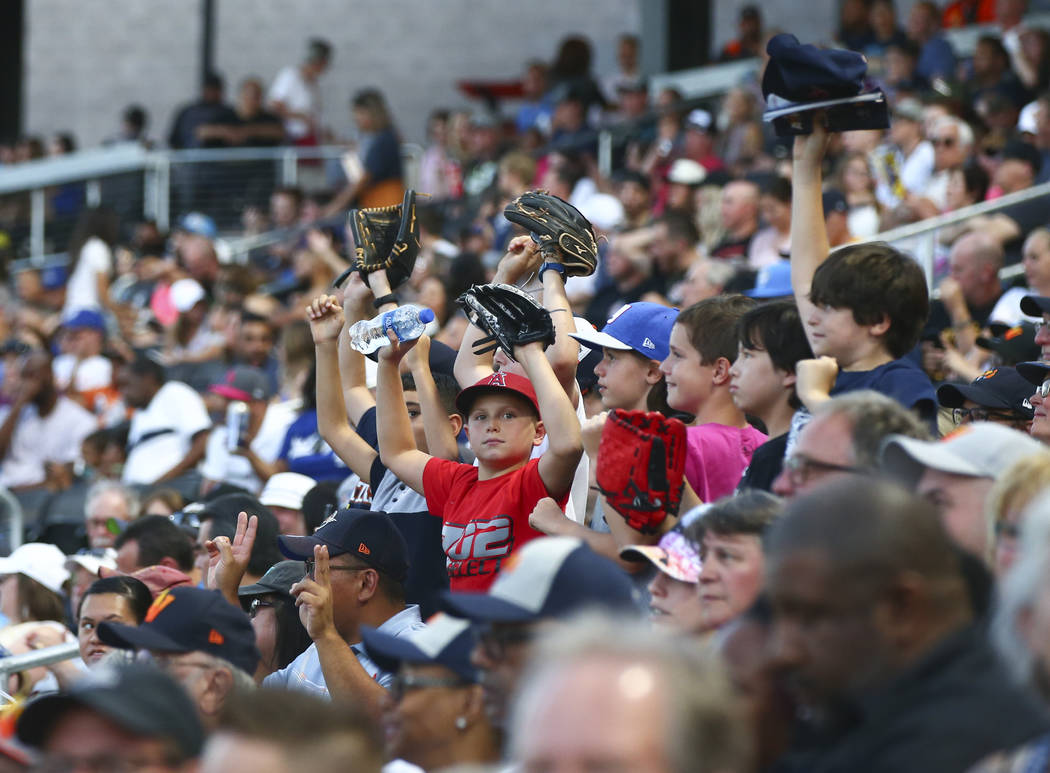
[569, 302, 678, 362]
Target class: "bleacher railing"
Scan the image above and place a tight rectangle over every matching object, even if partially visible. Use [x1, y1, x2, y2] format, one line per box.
[864, 182, 1050, 288]
[0, 144, 422, 261]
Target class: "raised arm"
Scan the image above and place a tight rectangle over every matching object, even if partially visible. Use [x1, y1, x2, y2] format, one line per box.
[376, 336, 431, 494]
[518, 341, 583, 499]
[337, 274, 378, 427]
[790, 123, 831, 323]
[308, 295, 380, 481]
[454, 236, 542, 388]
[539, 267, 581, 400]
[406, 335, 460, 462]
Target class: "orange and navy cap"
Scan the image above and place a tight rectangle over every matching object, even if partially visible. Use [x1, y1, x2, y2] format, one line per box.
[97, 587, 259, 675]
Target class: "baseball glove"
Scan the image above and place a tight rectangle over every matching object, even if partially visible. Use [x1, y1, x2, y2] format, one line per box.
[456, 283, 555, 360]
[503, 191, 598, 277]
[595, 409, 688, 534]
[344, 188, 420, 290]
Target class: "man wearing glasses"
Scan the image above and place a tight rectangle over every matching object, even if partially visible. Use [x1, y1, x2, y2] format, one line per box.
[265, 507, 425, 716]
[937, 366, 1034, 433]
[97, 586, 260, 729]
[772, 390, 929, 498]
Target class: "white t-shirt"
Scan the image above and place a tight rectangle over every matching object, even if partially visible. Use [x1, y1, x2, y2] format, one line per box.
[989, 286, 1038, 327]
[63, 237, 111, 315]
[268, 66, 318, 140]
[52, 354, 112, 393]
[200, 401, 298, 493]
[122, 382, 211, 485]
[0, 397, 97, 488]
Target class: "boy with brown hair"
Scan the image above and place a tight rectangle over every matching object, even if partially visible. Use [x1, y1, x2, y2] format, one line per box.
[377, 272, 583, 592]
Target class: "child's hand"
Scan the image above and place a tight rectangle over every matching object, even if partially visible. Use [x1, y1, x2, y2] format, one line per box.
[306, 294, 345, 344]
[377, 329, 419, 365]
[529, 497, 573, 536]
[405, 333, 431, 371]
[792, 117, 829, 169]
[796, 356, 839, 410]
[341, 273, 373, 320]
[494, 235, 542, 285]
[581, 411, 608, 459]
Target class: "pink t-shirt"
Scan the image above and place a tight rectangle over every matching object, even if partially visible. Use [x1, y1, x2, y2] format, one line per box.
[685, 423, 767, 503]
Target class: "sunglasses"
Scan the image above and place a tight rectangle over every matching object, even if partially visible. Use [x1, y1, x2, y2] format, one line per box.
[1036, 378, 1050, 399]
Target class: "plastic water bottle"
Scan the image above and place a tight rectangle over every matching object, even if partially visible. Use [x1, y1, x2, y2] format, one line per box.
[347, 304, 437, 354]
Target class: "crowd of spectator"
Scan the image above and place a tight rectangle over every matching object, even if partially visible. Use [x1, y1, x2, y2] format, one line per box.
[7, 1, 1050, 771]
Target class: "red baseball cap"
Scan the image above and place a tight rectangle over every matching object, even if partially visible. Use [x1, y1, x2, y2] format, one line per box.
[455, 371, 540, 416]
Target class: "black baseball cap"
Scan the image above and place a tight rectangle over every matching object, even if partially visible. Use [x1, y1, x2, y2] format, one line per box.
[936, 367, 1035, 418]
[279, 507, 409, 583]
[98, 587, 260, 676]
[238, 560, 306, 598]
[977, 322, 1040, 365]
[1020, 294, 1050, 317]
[17, 663, 204, 756]
[822, 188, 849, 215]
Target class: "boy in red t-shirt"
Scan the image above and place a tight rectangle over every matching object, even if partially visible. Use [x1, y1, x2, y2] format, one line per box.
[377, 332, 583, 591]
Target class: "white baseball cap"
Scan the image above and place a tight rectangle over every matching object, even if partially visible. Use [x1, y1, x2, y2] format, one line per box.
[65, 548, 117, 578]
[0, 543, 70, 594]
[170, 278, 206, 313]
[259, 472, 316, 511]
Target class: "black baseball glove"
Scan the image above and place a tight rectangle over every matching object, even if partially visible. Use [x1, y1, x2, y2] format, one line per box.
[341, 188, 420, 290]
[456, 283, 555, 361]
[503, 191, 598, 277]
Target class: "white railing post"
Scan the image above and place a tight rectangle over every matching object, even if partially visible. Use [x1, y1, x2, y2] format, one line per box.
[281, 148, 298, 186]
[598, 130, 613, 178]
[30, 188, 46, 262]
[156, 157, 171, 231]
[85, 179, 101, 207]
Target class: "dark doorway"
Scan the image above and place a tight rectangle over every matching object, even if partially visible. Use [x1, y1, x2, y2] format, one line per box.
[667, 0, 711, 70]
[0, 0, 24, 141]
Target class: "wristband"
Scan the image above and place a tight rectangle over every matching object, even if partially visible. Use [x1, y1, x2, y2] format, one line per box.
[539, 262, 566, 281]
[373, 293, 398, 309]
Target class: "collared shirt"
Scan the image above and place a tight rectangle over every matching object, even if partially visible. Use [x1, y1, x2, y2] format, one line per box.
[263, 605, 425, 697]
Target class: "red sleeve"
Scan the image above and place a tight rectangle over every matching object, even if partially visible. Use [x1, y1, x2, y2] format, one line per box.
[423, 457, 467, 518]
[520, 458, 570, 508]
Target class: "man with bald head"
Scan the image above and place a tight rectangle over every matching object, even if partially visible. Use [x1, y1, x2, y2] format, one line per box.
[766, 477, 1047, 771]
[710, 180, 760, 262]
[0, 349, 97, 496]
[923, 231, 1028, 371]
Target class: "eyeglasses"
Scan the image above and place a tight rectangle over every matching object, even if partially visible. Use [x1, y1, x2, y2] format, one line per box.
[1036, 379, 1050, 399]
[952, 406, 1027, 424]
[996, 521, 1021, 540]
[304, 559, 370, 580]
[932, 136, 957, 147]
[248, 598, 275, 618]
[389, 673, 471, 702]
[781, 453, 862, 487]
[476, 622, 535, 661]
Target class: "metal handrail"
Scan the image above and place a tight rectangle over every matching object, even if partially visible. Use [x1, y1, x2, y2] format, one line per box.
[0, 488, 24, 555]
[0, 641, 79, 683]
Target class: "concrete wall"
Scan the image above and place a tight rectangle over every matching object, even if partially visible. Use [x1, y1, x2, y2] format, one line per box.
[24, 0, 641, 148]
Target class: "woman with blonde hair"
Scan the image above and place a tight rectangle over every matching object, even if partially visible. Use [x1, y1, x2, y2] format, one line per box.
[986, 451, 1050, 577]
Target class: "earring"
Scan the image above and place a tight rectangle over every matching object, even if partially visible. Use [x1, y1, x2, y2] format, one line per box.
[455, 716, 468, 731]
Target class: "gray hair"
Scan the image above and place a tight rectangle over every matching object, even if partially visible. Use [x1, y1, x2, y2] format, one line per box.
[933, 115, 975, 150]
[816, 390, 931, 470]
[992, 490, 1050, 688]
[509, 614, 751, 773]
[85, 479, 141, 521]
